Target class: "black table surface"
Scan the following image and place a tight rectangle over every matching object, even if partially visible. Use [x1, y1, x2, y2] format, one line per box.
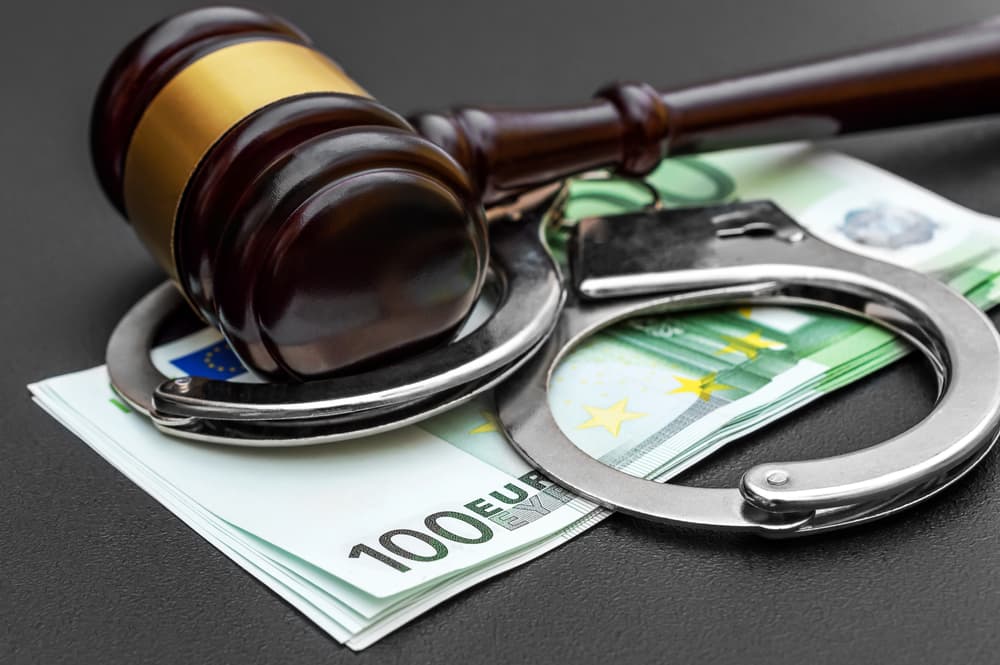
[5, 1, 1000, 663]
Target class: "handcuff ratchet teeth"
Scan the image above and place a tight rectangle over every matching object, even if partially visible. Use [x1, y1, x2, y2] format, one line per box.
[106, 181, 1000, 536]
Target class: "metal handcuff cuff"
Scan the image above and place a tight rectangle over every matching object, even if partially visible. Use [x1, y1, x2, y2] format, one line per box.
[107, 178, 1000, 537]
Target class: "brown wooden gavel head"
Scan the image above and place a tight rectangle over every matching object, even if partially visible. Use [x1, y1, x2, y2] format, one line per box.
[92, 5, 1000, 380]
[92, 6, 488, 380]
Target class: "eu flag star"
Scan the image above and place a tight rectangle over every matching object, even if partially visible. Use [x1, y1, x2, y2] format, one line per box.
[170, 341, 247, 380]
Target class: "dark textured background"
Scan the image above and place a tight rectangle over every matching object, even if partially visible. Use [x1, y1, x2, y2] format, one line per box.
[4, 1, 1000, 663]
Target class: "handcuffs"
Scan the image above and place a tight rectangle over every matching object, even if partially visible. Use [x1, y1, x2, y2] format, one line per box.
[107, 181, 1000, 537]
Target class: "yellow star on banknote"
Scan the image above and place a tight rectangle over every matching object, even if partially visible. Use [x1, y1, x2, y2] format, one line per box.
[737, 306, 753, 317]
[578, 399, 646, 436]
[469, 411, 499, 434]
[669, 372, 733, 401]
[716, 330, 781, 359]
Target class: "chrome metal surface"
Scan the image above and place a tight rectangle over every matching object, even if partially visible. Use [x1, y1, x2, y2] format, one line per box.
[495, 201, 1000, 537]
[108, 192, 1000, 535]
[153, 218, 562, 422]
[106, 215, 563, 445]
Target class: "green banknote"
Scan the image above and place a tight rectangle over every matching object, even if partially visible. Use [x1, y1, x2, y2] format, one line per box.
[29, 143, 1000, 650]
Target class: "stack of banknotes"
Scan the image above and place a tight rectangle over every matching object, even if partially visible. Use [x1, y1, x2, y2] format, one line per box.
[29, 143, 1000, 650]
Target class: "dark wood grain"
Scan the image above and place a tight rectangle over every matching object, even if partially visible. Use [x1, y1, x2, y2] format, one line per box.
[414, 16, 1000, 201]
[92, 8, 486, 379]
[12, 1, 1000, 663]
[92, 7, 1000, 379]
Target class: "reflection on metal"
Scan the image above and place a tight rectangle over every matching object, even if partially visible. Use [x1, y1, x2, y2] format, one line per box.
[107, 185, 1000, 536]
[496, 200, 1000, 537]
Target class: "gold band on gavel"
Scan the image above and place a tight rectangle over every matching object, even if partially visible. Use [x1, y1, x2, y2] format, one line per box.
[122, 40, 370, 279]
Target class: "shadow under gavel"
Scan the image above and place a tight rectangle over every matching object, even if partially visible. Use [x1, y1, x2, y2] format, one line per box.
[91, 6, 1000, 380]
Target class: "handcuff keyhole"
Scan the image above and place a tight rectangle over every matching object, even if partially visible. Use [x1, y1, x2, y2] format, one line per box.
[715, 221, 778, 239]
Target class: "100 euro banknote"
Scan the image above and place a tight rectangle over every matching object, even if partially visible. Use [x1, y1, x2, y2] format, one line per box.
[29, 143, 1000, 649]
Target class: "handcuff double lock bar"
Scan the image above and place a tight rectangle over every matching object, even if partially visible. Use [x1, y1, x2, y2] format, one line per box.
[107, 179, 1000, 538]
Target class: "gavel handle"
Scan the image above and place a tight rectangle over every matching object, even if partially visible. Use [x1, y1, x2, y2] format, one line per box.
[410, 16, 1000, 203]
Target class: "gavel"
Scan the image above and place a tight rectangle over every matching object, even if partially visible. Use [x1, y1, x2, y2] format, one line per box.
[91, 6, 1000, 380]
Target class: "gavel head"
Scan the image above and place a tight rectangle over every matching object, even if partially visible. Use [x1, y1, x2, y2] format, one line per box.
[91, 6, 488, 380]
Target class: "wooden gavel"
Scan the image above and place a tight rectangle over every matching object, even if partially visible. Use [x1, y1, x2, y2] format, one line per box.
[91, 6, 1000, 380]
